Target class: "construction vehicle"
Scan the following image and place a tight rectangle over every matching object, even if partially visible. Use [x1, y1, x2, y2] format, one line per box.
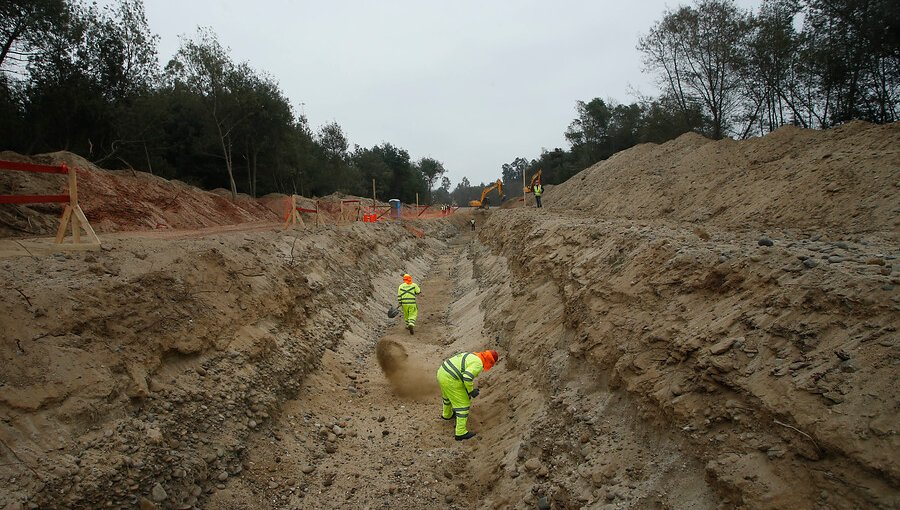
[524, 169, 542, 193]
[469, 179, 504, 208]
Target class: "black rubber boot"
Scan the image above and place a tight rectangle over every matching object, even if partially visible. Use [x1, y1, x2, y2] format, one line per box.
[455, 431, 476, 441]
[408, 325, 414, 335]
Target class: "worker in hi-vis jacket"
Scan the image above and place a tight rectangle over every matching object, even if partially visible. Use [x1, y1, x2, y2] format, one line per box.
[397, 273, 421, 335]
[437, 350, 499, 441]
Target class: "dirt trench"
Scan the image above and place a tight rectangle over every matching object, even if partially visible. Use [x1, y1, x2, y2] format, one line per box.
[202, 218, 722, 510]
[3, 208, 894, 509]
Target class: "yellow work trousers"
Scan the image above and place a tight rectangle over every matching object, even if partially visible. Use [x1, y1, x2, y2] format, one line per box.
[436, 368, 471, 437]
[402, 303, 418, 327]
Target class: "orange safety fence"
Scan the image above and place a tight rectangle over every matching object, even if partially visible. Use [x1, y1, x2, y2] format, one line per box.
[283, 195, 456, 227]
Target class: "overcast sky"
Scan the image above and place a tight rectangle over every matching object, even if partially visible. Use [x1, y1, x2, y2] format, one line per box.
[136, 0, 762, 187]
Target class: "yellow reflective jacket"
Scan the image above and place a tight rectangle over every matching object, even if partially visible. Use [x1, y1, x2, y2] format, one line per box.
[440, 352, 484, 394]
[397, 282, 420, 305]
[533, 184, 543, 196]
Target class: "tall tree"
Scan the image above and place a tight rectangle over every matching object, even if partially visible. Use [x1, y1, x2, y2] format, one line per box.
[501, 157, 530, 196]
[417, 157, 446, 203]
[0, 0, 71, 74]
[167, 28, 244, 199]
[639, 0, 751, 139]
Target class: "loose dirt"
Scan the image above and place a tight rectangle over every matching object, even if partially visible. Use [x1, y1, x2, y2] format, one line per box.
[1, 121, 898, 509]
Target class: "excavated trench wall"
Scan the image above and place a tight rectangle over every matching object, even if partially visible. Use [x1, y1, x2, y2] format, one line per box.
[0, 221, 447, 509]
[474, 208, 898, 509]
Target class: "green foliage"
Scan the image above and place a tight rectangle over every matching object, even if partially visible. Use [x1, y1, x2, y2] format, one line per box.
[0, 0, 439, 204]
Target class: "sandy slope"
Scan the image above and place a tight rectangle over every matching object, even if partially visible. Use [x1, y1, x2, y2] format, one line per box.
[2, 121, 898, 509]
[547, 121, 899, 237]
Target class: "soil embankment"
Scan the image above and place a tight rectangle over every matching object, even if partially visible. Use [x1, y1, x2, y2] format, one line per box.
[1, 121, 898, 509]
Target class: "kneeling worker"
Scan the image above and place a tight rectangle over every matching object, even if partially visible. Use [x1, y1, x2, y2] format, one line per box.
[436, 349, 499, 440]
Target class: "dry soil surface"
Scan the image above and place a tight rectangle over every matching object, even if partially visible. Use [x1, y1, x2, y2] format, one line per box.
[1, 122, 898, 510]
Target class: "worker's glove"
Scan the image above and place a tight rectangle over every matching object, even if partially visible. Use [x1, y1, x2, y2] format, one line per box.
[468, 388, 480, 398]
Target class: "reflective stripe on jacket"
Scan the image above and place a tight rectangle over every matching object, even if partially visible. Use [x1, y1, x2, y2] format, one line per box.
[440, 352, 484, 394]
[397, 283, 420, 305]
[533, 184, 543, 196]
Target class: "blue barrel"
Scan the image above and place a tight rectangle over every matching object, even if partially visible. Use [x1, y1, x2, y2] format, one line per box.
[389, 199, 401, 218]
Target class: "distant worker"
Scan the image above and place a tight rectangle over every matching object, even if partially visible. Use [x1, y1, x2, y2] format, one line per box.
[470, 218, 476, 231]
[437, 350, 499, 441]
[397, 273, 421, 335]
[533, 182, 543, 208]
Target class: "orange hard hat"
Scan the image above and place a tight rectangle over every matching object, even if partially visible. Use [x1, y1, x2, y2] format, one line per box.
[403, 274, 412, 284]
[477, 350, 499, 370]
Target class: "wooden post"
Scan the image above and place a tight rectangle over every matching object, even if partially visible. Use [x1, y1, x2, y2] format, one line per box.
[69, 168, 80, 243]
[523, 167, 527, 206]
[372, 178, 376, 209]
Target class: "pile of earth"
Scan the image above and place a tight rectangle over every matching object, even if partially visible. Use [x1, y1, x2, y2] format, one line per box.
[0, 151, 410, 238]
[546, 121, 899, 237]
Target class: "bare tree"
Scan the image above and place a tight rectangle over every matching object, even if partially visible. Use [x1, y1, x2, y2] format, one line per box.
[639, 0, 751, 139]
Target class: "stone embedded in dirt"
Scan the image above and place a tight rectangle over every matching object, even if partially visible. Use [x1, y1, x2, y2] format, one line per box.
[758, 238, 774, 247]
[150, 483, 167, 502]
[325, 444, 337, 453]
[524, 458, 541, 472]
[301, 465, 315, 474]
[377, 416, 386, 423]
[709, 338, 736, 355]
[138, 497, 157, 510]
[537, 496, 551, 510]
[803, 258, 820, 268]
[217, 471, 229, 481]
[827, 255, 844, 263]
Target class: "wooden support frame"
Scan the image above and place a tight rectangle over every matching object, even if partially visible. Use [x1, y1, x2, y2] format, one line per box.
[284, 195, 325, 229]
[339, 200, 361, 223]
[283, 195, 305, 228]
[54, 165, 100, 247]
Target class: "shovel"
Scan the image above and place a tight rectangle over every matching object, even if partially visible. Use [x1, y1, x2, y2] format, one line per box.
[387, 305, 400, 318]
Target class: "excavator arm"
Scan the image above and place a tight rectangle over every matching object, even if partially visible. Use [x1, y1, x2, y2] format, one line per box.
[525, 169, 542, 193]
[469, 179, 505, 208]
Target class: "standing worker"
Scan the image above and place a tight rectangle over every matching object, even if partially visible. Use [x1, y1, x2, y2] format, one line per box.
[533, 181, 543, 208]
[470, 218, 476, 231]
[397, 273, 421, 335]
[437, 349, 499, 441]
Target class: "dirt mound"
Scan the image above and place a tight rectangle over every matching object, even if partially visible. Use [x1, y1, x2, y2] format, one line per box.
[0, 151, 280, 236]
[547, 121, 900, 236]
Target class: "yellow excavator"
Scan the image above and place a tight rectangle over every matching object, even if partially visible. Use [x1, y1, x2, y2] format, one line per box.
[524, 169, 542, 193]
[469, 179, 504, 208]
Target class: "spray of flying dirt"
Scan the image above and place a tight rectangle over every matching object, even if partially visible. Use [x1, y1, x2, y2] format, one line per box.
[375, 339, 438, 399]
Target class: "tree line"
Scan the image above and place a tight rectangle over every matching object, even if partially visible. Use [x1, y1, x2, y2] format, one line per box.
[0, 0, 446, 203]
[452, 0, 898, 204]
[3, 1, 896, 207]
